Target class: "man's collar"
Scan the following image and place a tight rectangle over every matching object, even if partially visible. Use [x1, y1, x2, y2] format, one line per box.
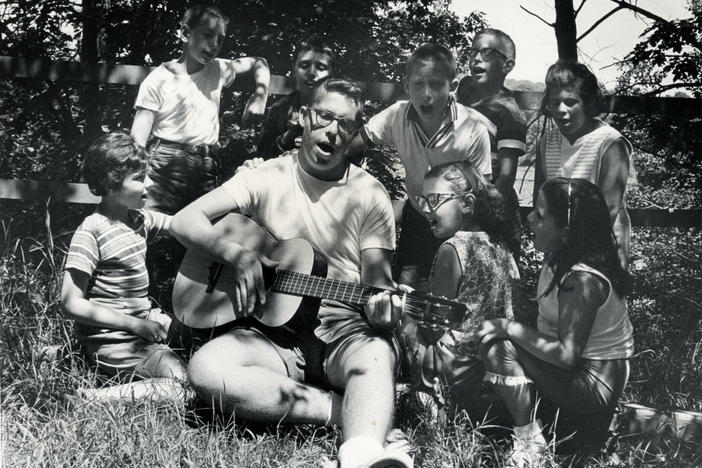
[404, 95, 457, 123]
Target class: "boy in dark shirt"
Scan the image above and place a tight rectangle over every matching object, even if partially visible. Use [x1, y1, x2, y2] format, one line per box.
[456, 29, 526, 258]
[258, 34, 334, 158]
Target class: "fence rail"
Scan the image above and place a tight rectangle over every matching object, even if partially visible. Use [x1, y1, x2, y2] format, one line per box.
[1, 56, 701, 227]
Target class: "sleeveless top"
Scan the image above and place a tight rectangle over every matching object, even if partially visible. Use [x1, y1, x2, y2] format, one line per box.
[537, 263, 634, 360]
[538, 122, 634, 265]
[435, 231, 520, 356]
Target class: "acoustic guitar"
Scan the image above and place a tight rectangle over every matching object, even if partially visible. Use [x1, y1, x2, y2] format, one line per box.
[172, 213, 466, 330]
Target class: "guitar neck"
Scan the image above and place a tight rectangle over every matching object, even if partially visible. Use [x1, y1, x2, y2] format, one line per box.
[272, 270, 383, 305]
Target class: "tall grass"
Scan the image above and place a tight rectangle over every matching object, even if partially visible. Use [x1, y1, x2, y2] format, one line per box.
[1, 201, 701, 467]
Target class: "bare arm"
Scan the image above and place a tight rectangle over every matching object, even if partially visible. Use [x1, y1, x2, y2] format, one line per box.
[494, 148, 522, 201]
[60, 269, 167, 343]
[597, 138, 630, 225]
[532, 141, 545, 207]
[130, 108, 155, 147]
[361, 248, 404, 331]
[478, 272, 607, 368]
[230, 56, 270, 124]
[430, 244, 461, 300]
[171, 186, 275, 314]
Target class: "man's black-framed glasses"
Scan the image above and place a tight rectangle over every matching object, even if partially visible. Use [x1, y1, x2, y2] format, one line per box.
[309, 108, 359, 135]
[415, 193, 463, 214]
[467, 47, 509, 61]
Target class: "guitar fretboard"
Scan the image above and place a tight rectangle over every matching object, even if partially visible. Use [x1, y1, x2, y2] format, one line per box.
[272, 270, 383, 305]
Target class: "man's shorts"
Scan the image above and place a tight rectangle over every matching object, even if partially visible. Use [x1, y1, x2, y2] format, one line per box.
[231, 319, 401, 391]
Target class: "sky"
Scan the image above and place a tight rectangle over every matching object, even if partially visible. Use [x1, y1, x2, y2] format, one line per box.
[450, 0, 691, 87]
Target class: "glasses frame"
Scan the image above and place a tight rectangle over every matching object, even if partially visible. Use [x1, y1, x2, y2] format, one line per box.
[415, 192, 464, 215]
[308, 107, 359, 135]
[467, 46, 509, 61]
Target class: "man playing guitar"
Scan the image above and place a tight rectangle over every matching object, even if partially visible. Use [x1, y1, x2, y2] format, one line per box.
[171, 77, 413, 468]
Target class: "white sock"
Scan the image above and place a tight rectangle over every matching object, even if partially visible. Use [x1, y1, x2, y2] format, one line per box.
[338, 436, 384, 468]
[513, 419, 546, 445]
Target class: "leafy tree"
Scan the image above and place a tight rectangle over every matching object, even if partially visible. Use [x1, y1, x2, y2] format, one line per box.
[0, 0, 485, 184]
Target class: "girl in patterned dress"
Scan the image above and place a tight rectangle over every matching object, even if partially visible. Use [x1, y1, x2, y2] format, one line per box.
[400, 160, 519, 415]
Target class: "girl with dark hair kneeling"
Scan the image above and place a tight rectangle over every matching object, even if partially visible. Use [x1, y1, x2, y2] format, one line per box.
[478, 178, 634, 466]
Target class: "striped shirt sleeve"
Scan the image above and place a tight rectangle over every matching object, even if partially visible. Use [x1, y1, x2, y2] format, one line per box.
[65, 227, 99, 276]
[140, 209, 171, 238]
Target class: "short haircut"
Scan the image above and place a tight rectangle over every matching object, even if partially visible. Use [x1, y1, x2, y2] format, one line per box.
[475, 28, 516, 60]
[405, 43, 457, 81]
[295, 33, 335, 69]
[540, 62, 606, 118]
[310, 77, 364, 123]
[82, 132, 148, 197]
[181, 4, 229, 29]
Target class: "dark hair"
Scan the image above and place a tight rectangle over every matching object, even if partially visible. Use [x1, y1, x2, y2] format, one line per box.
[425, 161, 517, 252]
[539, 177, 631, 297]
[181, 4, 229, 29]
[475, 28, 516, 60]
[406, 43, 457, 81]
[295, 33, 335, 69]
[539, 62, 605, 119]
[310, 77, 364, 123]
[82, 132, 148, 197]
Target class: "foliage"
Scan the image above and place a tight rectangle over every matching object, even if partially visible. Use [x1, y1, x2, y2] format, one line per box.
[2, 201, 701, 467]
[618, 0, 702, 97]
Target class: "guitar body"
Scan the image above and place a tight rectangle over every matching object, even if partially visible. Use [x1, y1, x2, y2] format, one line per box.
[172, 214, 327, 329]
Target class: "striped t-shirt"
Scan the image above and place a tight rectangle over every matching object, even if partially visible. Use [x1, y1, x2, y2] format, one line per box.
[64, 209, 171, 300]
[538, 121, 632, 183]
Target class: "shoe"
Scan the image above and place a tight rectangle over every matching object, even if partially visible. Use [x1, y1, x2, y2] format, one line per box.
[368, 429, 413, 468]
[367, 447, 413, 468]
[505, 434, 546, 468]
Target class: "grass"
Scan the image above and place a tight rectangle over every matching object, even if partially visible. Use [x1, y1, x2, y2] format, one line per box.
[1, 200, 701, 467]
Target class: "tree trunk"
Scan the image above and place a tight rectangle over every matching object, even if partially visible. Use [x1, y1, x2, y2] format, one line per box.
[554, 0, 578, 61]
[81, 0, 102, 140]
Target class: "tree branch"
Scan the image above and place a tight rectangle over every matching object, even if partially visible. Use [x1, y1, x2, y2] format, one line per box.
[520, 5, 554, 27]
[609, 0, 669, 25]
[574, 0, 588, 18]
[643, 82, 702, 96]
[577, 5, 625, 42]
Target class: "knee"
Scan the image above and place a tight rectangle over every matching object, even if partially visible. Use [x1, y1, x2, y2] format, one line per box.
[343, 337, 396, 376]
[481, 339, 518, 373]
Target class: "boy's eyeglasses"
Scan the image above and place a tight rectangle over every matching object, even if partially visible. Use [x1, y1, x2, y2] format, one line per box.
[467, 47, 509, 61]
[415, 193, 463, 214]
[309, 108, 359, 135]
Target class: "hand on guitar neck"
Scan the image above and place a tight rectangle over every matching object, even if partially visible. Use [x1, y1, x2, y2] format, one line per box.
[173, 214, 466, 331]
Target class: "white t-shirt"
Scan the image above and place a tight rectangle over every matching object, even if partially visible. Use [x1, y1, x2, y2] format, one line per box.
[361, 99, 491, 211]
[134, 58, 238, 145]
[221, 152, 395, 285]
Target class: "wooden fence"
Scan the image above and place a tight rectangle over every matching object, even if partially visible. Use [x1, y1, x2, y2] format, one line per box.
[1, 56, 701, 227]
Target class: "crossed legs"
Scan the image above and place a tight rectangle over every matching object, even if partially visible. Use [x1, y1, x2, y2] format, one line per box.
[187, 327, 397, 441]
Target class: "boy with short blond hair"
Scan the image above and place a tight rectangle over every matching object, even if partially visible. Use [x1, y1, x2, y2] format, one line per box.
[258, 33, 335, 158]
[456, 28, 527, 258]
[61, 132, 186, 401]
[130, 4, 270, 214]
[350, 43, 491, 289]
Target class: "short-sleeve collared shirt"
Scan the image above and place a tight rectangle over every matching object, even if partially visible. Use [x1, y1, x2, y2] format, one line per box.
[361, 98, 491, 212]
